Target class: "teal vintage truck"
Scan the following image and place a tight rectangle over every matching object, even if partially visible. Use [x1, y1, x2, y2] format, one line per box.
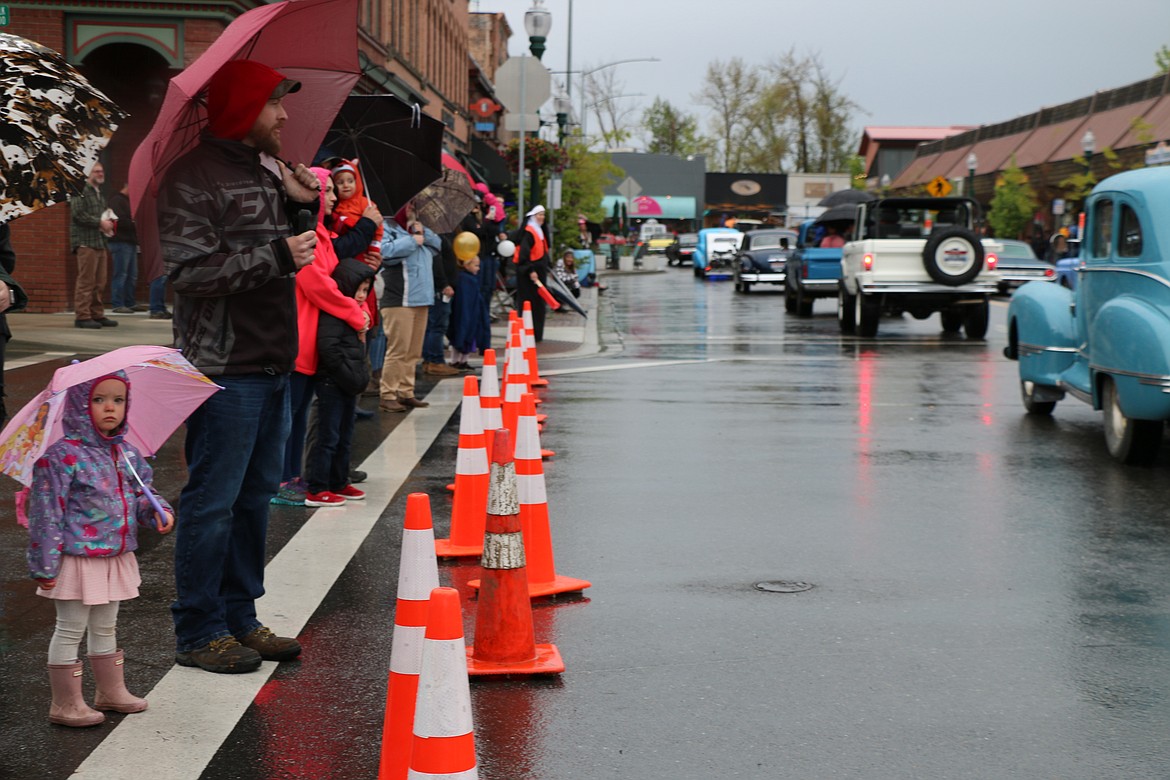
[1005, 167, 1170, 464]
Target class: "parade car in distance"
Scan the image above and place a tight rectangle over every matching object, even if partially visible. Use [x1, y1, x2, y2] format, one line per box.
[839, 197, 1002, 338]
[995, 239, 1056, 293]
[693, 227, 743, 279]
[1005, 167, 1170, 464]
[666, 233, 699, 267]
[733, 228, 796, 293]
[786, 220, 844, 316]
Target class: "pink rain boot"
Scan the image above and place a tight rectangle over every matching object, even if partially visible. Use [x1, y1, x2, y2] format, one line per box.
[89, 649, 148, 713]
[47, 661, 106, 727]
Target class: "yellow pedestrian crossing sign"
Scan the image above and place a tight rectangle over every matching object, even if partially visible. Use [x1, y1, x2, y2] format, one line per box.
[926, 176, 953, 197]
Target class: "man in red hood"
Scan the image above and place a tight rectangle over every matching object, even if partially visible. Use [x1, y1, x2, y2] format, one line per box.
[157, 59, 319, 674]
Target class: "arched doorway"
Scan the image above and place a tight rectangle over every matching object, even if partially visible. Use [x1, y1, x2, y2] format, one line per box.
[77, 43, 174, 191]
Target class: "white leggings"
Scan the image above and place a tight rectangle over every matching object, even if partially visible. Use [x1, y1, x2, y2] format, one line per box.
[48, 599, 119, 665]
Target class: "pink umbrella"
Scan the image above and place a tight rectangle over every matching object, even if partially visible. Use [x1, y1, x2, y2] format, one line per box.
[0, 345, 221, 488]
[128, 0, 361, 282]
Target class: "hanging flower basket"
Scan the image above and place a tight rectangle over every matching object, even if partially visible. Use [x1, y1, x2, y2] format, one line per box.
[503, 137, 568, 175]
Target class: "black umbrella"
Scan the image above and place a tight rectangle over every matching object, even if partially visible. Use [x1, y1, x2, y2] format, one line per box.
[0, 33, 125, 224]
[816, 203, 861, 224]
[545, 273, 587, 317]
[317, 94, 443, 212]
[818, 189, 876, 208]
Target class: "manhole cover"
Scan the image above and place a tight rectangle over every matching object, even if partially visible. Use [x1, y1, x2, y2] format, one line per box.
[754, 580, 814, 593]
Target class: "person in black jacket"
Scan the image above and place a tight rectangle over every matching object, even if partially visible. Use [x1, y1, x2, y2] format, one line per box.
[303, 257, 376, 507]
[515, 204, 551, 341]
[0, 223, 29, 426]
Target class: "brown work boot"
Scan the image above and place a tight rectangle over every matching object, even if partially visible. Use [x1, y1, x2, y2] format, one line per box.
[175, 636, 262, 674]
[380, 398, 406, 413]
[423, 362, 461, 377]
[400, 396, 430, 408]
[237, 626, 301, 662]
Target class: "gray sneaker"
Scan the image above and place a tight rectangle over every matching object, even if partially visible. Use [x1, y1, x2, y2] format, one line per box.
[175, 636, 262, 673]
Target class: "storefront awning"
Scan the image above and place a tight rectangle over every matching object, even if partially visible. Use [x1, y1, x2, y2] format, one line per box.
[602, 195, 696, 220]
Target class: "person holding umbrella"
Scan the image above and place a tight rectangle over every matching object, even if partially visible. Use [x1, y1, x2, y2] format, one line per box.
[157, 59, 319, 674]
[26, 372, 175, 727]
[515, 204, 552, 342]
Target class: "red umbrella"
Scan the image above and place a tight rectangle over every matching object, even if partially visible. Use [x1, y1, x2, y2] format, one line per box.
[442, 152, 476, 188]
[128, 0, 361, 281]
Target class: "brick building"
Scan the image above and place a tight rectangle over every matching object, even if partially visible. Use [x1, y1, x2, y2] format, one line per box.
[3, 1, 512, 312]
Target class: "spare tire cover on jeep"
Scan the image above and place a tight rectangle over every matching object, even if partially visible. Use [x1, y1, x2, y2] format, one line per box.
[921, 227, 984, 285]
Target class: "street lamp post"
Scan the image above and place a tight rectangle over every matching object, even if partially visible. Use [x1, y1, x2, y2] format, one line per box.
[966, 152, 978, 202]
[525, 0, 551, 60]
[555, 94, 572, 145]
[1081, 129, 1096, 181]
[517, 0, 553, 221]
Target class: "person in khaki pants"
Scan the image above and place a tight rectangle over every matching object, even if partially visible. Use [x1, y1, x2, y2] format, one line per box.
[378, 215, 440, 412]
[68, 163, 118, 330]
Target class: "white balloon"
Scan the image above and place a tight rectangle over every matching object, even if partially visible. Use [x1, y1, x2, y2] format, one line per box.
[496, 239, 516, 258]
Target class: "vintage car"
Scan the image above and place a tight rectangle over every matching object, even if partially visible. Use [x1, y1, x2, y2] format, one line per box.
[839, 197, 1001, 338]
[995, 239, 1056, 293]
[1005, 167, 1170, 464]
[733, 228, 796, 293]
[785, 220, 844, 316]
[693, 227, 743, 279]
[666, 233, 699, 267]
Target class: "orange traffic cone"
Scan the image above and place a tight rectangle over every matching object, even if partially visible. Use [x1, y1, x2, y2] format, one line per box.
[500, 324, 527, 446]
[408, 587, 479, 778]
[435, 377, 489, 559]
[521, 301, 549, 388]
[470, 395, 588, 600]
[479, 349, 503, 462]
[378, 493, 440, 780]
[466, 428, 565, 676]
[519, 390, 555, 461]
[515, 392, 588, 596]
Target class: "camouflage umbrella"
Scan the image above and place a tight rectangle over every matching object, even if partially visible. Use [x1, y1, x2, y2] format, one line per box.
[0, 33, 125, 224]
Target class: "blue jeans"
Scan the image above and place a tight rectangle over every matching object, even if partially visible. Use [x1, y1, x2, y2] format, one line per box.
[149, 275, 168, 313]
[304, 378, 356, 494]
[367, 321, 386, 374]
[108, 241, 137, 308]
[422, 292, 451, 364]
[171, 372, 291, 652]
[281, 372, 316, 482]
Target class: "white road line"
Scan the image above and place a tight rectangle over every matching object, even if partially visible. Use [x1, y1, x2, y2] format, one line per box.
[72, 380, 464, 780]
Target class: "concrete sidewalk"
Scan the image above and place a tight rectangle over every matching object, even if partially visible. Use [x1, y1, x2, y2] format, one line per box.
[6, 285, 601, 360]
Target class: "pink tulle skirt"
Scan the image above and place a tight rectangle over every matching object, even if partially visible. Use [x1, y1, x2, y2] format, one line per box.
[37, 553, 141, 605]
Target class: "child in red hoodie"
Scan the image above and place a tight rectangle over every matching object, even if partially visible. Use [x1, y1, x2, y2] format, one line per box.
[329, 160, 382, 265]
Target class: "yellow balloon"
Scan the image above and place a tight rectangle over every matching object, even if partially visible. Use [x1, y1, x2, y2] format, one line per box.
[453, 231, 480, 261]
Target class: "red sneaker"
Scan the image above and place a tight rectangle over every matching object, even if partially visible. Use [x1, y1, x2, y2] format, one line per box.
[304, 491, 347, 507]
[336, 484, 366, 500]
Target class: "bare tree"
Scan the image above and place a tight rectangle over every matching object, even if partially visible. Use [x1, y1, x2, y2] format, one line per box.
[693, 58, 759, 171]
[810, 56, 862, 173]
[582, 68, 639, 150]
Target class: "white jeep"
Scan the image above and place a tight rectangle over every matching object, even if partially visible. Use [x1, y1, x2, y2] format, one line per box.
[838, 197, 1002, 338]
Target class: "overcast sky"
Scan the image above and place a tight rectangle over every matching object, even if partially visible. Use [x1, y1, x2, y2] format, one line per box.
[473, 0, 1170, 146]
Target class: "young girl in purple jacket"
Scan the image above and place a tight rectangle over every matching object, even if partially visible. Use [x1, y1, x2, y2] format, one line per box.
[27, 372, 174, 727]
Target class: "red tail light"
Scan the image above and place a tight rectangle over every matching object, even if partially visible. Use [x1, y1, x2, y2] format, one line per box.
[802, 265, 809, 279]
[1044, 267, 1055, 278]
[862, 253, 874, 271]
[985, 253, 998, 270]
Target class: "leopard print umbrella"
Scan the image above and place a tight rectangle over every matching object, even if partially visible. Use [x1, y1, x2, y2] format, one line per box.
[0, 33, 125, 224]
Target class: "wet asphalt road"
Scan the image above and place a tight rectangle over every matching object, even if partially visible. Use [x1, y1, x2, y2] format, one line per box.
[3, 270, 1170, 778]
